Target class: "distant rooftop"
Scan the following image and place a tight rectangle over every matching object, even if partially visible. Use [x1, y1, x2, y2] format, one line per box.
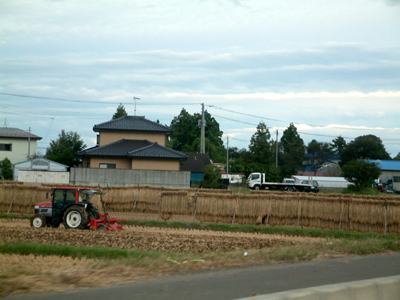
[0, 127, 42, 140]
[93, 116, 172, 133]
[180, 153, 211, 173]
[369, 159, 400, 171]
[79, 139, 186, 160]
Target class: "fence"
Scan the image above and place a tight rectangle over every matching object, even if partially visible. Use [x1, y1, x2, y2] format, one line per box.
[0, 182, 398, 234]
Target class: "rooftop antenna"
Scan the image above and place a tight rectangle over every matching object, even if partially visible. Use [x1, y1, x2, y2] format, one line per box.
[133, 97, 140, 116]
[4, 118, 8, 128]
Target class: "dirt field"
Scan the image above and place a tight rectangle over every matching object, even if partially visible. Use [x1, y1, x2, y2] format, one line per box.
[0, 218, 322, 253]
[0, 217, 335, 297]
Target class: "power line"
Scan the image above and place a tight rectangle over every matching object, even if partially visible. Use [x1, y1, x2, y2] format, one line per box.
[207, 105, 399, 132]
[0, 92, 200, 106]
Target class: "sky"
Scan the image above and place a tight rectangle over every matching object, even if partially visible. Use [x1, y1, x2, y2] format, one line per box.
[1, 0, 399, 158]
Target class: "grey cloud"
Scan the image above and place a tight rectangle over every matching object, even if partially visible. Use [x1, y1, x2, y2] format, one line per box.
[386, 0, 400, 5]
[1, 44, 399, 99]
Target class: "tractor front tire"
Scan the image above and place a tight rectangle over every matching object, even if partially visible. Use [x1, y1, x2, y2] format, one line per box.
[31, 213, 47, 228]
[63, 206, 88, 229]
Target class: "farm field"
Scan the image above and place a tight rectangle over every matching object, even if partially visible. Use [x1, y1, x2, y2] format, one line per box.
[1, 216, 400, 297]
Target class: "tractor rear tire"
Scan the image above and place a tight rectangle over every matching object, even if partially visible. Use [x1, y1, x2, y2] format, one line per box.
[87, 208, 99, 221]
[86, 208, 100, 229]
[63, 206, 88, 229]
[31, 213, 47, 228]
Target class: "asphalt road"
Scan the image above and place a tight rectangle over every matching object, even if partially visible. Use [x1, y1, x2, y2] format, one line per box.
[6, 253, 400, 300]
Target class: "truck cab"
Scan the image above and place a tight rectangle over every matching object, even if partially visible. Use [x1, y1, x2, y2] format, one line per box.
[247, 172, 262, 190]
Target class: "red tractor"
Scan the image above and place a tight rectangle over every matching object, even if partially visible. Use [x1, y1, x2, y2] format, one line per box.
[30, 187, 124, 230]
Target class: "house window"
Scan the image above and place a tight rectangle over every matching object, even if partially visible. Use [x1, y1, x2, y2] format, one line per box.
[99, 163, 116, 169]
[87, 162, 90, 168]
[0, 143, 12, 151]
[96, 135, 100, 145]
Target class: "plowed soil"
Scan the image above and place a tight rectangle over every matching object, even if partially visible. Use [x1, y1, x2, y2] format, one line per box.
[0, 219, 326, 297]
[0, 219, 319, 253]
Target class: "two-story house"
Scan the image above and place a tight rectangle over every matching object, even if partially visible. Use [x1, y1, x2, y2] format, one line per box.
[78, 116, 187, 171]
[0, 127, 42, 164]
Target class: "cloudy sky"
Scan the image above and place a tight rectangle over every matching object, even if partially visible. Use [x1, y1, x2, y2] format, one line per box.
[1, 0, 399, 158]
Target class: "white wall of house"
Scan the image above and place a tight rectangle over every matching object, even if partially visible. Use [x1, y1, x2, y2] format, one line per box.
[380, 171, 400, 182]
[18, 170, 69, 184]
[0, 138, 38, 165]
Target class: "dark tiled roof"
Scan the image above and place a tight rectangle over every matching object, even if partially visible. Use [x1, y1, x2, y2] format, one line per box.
[0, 127, 42, 140]
[79, 139, 186, 160]
[180, 153, 211, 172]
[93, 116, 172, 133]
[129, 143, 187, 159]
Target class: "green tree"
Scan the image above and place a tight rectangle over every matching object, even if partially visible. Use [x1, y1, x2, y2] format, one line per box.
[279, 123, 305, 179]
[0, 157, 13, 180]
[168, 108, 225, 162]
[306, 139, 333, 175]
[112, 103, 128, 119]
[340, 135, 390, 166]
[45, 130, 86, 168]
[201, 164, 222, 189]
[249, 121, 274, 179]
[393, 152, 400, 161]
[331, 136, 347, 157]
[342, 160, 382, 191]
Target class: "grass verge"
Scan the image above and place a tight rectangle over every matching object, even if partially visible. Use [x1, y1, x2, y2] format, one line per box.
[0, 242, 171, 261]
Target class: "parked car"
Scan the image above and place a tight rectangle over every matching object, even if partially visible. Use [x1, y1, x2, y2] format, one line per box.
[301, 180, 320, 193]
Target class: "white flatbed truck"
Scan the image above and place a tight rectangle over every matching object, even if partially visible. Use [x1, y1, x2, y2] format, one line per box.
[247, 172, 319, 193]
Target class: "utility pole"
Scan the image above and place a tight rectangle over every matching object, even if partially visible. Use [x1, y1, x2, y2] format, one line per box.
[133, 97, 140, 116]
[275, 130, 278, 170]
[201, 103, 205, 153]
[226, 135, 229, 176]
[28, 127, 31, 159]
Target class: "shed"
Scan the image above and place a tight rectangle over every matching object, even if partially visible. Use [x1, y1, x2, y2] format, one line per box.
[12, 158, 68, 182]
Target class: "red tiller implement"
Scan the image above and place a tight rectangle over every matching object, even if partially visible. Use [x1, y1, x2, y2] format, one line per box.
[90, 213, 126, 231]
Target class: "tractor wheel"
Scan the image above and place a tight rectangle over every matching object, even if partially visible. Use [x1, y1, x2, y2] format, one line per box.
[87, 208, 99, 221]
[63, 206, 88, 229]
[85, 208, 100, 229]
[30, 213, 47, 228]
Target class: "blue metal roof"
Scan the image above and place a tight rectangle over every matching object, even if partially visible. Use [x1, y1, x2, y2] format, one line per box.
[369, 159, 400, 171]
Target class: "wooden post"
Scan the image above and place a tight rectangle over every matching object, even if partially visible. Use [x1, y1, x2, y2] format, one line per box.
[193, 193, 198, 222]
[384, 200, 387, 235]
[232, 196, 238, 225]
[132, 199, 138, 212]
[27, 187, 34, 214]
[7, 197, 15, 215]
[339, 196, 343, 230]
[266, 195, 271, 226]
[296, 194, 301, 228]
[157, 194, 162, 221]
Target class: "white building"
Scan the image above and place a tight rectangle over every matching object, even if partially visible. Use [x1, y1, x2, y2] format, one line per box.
[0, 127, 42, 164]
[13, 157, 68, 183]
